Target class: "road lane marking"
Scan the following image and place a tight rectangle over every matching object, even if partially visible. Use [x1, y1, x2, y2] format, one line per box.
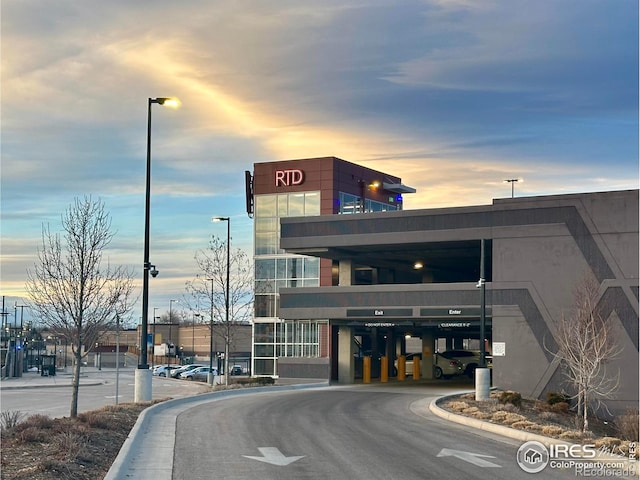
[437, 448, 501, 468]
[243, 447, 305, 466]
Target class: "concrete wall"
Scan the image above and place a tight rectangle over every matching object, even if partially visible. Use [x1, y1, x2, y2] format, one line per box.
[491, 190, 639, 414]
[277, 357, 330, 380]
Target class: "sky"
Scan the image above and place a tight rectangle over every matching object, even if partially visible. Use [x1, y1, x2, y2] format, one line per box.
[1, 0, 638, 327]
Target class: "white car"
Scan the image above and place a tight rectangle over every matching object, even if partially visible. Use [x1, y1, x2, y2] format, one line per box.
[441, 350, 492, 378]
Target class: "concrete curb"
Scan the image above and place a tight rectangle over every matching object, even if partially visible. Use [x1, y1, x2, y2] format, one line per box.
[104, 382, 329, 480]
[429, 392, 640, 464]
[428, 391, 573, 447]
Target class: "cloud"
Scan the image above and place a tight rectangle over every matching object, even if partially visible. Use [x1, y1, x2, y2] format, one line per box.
[1, 0, 637, 310]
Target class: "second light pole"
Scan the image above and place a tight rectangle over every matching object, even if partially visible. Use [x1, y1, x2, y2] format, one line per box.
[212, 216, 230, 385]
[135, 96, 179, 403]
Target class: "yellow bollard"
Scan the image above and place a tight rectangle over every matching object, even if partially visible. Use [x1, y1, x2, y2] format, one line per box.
[413, 355, 421, 380]
[363, 356, 371, 383]
[380, 356, 388, 382]
[397, 355, 406, 381]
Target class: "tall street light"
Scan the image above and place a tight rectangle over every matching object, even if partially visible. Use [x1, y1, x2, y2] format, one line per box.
[169, 299, 177, 365]
[212, 216, 230, 385]
[504, 178, 520, 198]
[135, 96, 179, 403]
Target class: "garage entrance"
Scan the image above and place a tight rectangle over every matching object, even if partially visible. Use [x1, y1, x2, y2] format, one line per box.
[331, 315, 492, 384]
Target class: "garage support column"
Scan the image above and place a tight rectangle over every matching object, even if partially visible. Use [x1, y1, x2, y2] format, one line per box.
[422, 331, 434, 379]
[338, 326, 355, 384]
[338, 259, 355, 286]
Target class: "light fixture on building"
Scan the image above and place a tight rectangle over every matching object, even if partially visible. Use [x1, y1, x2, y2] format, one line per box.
[413, 261, 424, 270]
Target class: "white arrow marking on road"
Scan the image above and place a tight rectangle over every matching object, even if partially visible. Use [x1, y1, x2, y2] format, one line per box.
[437, 448, 501, 468]
[243, 447, 305, 466]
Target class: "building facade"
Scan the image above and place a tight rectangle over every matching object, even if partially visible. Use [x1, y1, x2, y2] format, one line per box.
[277, 185, 638, 413]
[249, 157, 414, 377]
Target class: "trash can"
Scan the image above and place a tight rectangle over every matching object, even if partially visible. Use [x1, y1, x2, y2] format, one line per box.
[41, 355, 56, 376]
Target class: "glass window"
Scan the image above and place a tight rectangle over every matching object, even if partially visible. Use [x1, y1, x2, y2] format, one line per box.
[254, 323, 275, 342]
[304, 258, 319, 279]
[276, 258, 287, 279]
[255, 344, 274, 357]
[277, 194, 289, 216]
[255, 258, 276, 279]
[254, 359, 274, 376]
[305, 192, 320, 216]
[254, 294, 277, 318]
[287, 257, 302, 279]
[288, 193, 305, 217]
[255, 195, 276, 217]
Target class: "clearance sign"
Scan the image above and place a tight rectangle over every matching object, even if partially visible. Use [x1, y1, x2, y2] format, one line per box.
[275, 169, 304, 187]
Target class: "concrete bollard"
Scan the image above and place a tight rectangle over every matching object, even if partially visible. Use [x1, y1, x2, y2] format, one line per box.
[475, 368, 490, 401]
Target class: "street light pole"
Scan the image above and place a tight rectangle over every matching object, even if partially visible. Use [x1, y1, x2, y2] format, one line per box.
[207, 278, 215, 385]
[135, 96, 178, 403]
[212, 216, 231, 385]
[504, 178, 519, 198]
[193, 312, 200, 358]
[169, 299, 177, 365]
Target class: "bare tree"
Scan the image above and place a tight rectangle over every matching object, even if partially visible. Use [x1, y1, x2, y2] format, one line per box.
[25, 197, 135, 417]
[184, 235, 253, 383]
[551, 274, 623, 432]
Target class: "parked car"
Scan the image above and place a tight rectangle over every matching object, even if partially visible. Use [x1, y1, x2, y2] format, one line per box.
[433, 352, 464, 379]
[170, 364, 205, 378]
[152, 365, 179, 377]
[392, 352, 462, 379]
[180, 366, 218, 381]
[441, 350, 492, 378]
[230, 365, 244, 376]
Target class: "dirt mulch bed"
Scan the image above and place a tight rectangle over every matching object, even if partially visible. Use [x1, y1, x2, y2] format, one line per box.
[0, 401, 157, 480]
[438, 390, 638, 457]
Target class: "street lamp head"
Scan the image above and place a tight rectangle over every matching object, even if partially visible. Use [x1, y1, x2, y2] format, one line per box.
[150, 97, 180, 108]
[211, 216, 230, 222]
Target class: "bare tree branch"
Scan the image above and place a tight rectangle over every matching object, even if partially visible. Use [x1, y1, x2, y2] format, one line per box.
[549, 274, 623, 432]
[183, 235, 253, 384]
[25, 196, 135, 418]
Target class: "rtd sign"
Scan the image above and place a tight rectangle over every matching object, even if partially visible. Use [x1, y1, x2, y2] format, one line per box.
[275, 169, 305, 187]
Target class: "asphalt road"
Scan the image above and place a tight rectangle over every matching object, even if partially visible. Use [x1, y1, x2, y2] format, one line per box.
[172, 385, 581, 480]
[0, 368, 209, 418]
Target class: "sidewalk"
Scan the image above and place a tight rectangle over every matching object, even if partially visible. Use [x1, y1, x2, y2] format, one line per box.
[0, 366, 107, 389]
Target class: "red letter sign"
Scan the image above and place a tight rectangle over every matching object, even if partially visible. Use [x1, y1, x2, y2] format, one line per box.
[275, 169, 305, 186]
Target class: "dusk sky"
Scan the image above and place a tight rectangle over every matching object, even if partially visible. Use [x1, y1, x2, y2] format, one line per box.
[2, 0, 638, 326]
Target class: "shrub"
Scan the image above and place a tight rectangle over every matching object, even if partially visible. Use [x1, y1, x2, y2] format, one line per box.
[12, 414, 54, 436]
[255, 376, 275, 385]
[549, 402, 570, 414]
[499, 391, 522, 408]
[616, 408, 639, 442]
[448, 401, 469, 412]
[0, 411, 24, 431]
[559, 430, 584, 440]
[546, 392, 571, 406]
[511, 420, 540, 431]
[15, 426, 47, 444]
[500, 403, 519, 413]
[541, 425, 565, 436]
[51, 431, 88, 461]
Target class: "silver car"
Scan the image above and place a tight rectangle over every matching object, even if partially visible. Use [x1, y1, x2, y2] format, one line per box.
[180, 366, 218, 381]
